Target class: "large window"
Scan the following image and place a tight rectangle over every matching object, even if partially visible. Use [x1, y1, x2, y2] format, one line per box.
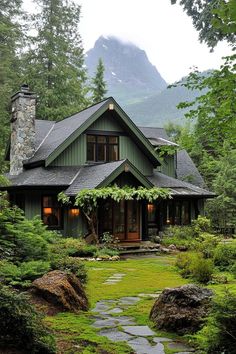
[42, 196, 62, 229]
[87, 135, 119, 162]
[163, 200, 190, 226]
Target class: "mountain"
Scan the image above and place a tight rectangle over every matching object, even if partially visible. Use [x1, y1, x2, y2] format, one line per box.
[85, 36, 201, 127]
[85, 36, 167, 105]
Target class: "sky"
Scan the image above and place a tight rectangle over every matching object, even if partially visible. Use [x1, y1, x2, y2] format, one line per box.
[23, 0, 232, 83]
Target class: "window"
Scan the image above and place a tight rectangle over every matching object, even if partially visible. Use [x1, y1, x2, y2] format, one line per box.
[163, 200, 190, 226]
[42, 196, 62, 229]
[87, 135, 119, 162]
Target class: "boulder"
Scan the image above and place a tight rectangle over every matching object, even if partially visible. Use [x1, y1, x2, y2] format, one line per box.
[32, 270, 88, 312]
[150, 284, 213, 334]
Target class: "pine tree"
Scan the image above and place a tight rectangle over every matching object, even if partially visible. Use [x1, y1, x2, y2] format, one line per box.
[91, 58, 107, 103]
[23, 0, 90, 120]
[0, 0, 23, 171]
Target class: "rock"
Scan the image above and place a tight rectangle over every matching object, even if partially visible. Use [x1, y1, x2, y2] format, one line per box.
[160, 247, 170, 253]
[168, 244, 177, 251]
[32, 270, 88, 312]
[150, 284, 213, 335]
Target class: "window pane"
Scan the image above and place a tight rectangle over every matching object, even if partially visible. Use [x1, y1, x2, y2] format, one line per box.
[87, 135, 95, 142]
[182, 201, 190, 225]
[97, 143, 106, 161]
[97, 136, 106, 143]
[42, 196, 62, 229]
[109, 136, 118, 144]
[87, 142, 95, 161]
[109, 145, 118, 161]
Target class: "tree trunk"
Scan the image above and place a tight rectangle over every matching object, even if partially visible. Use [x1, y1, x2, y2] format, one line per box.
[83, 211, 99, 244]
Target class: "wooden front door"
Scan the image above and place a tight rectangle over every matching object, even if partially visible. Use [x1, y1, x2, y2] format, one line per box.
[113, 200, 140, 241]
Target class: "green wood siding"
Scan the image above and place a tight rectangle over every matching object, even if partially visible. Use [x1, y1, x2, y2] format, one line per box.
[49, 112, 154, 175]
[25, 191, 41, 219]
[119, 136, 153, 176]
[50, 134, 86, 166]
[63, 208, 87, 237]
[158, 154, 176, 178]
[89, 111, 122, 131]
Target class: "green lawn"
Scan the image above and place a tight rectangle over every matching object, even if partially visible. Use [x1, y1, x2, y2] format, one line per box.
[46, 255, 236, 353]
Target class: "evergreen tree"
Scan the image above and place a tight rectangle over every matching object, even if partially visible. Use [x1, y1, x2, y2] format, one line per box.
[91, 58, 107, 103]
[0, 0, 23, 170]
[23, 0, 90, 120]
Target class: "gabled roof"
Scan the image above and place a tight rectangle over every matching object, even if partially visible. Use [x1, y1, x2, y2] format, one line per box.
[23, 98, 160, 168]
[148, 171, 214, 197]
[3, 159, 153, 195]
[176, 150, 206, 188]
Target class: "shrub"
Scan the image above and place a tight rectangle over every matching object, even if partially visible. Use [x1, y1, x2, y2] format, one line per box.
[162, 226, 195, 249]
[49, 237, 95, 257]
[191, 215, 212, 234]
[194, 290, 236, 353]
[95, 247, 119, 257]
[176, 252, 214, 283]
[0, 260, 51, 287]
[0, 286, 56, 353]
[189, 255, 214, 284]
[214, 241, 236, 270]
[51, 256, 87, 284]
[194, 232, 220, 258]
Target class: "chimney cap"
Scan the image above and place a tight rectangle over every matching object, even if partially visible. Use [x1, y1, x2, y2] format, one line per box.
[21, 84, 29, 92]
[11, 84, 36, 101]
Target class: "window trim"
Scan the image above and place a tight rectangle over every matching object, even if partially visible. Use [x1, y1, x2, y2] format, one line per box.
[41, 195, 63, 230]
[86, 134, 119, 162]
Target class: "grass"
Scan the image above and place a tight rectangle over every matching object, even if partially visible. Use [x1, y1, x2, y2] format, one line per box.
[45, 255, 236, 353]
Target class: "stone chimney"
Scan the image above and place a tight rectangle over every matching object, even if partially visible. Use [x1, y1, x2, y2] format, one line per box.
[10, 84, 36, 175]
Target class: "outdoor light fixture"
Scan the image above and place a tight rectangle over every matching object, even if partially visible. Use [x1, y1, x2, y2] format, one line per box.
[70, 208, 80, 216]
[43, 207, 52, 214]
[147, 204, 154, 213]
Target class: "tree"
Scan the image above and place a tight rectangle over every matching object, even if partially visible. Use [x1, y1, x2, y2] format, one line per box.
[171, 0, 236, 49]
[59, 186, 171, 244]
[0, 0, 23, 170]
[23, 0, 90, 121]
[91, 58, 107, 103]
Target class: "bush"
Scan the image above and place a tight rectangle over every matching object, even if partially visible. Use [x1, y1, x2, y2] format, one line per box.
[194, 232, 220, 258]
[0, 260, 51, 287]
[214, 241, 236, 270]
[0, 286, 56, 353]
[51, 256, 87, 284]
[49, 237, 97, 257]
[162, 226, 195, 249]
[194, 290, 236, 353]
[189, 255, 214, 284]
[191, 215, 212, 234]
[176, 252, 214, 284]
[95, 247, 119, 257]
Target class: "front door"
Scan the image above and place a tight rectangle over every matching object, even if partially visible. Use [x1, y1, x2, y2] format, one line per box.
[113, 200, 140, 241]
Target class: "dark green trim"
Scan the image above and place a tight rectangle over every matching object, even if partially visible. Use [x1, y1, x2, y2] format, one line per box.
[97, 159, 154, 189]
[45, 97, 161, 167]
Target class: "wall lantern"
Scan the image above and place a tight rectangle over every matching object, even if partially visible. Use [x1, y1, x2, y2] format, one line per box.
[44, 207, 52, 215]
[147, 204, 155, 213]
[70, 208, 80, 216]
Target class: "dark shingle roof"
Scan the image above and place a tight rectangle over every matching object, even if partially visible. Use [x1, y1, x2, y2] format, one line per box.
[148, 171, 214, 197]
[26, 100, 109, 164]
[65, 160, 125, 196]
[6, 166, 81, 187]
[176, 150, 205, 188]
[138, 126, 178, 147]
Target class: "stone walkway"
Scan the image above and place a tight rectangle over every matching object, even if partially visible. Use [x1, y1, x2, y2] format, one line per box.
[91, 273, 195, 354]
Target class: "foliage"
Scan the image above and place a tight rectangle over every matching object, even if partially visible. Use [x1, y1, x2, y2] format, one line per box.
[0, 285, 56, 353]
[213, 240, 236, 270]
[0, 260, 50, 287]
[171, 0, 236, 48]
[91, 58, 107, 103]
[50, 256, 87, 284]
[23, 0, 90, 120]
[176, 252, 214, 283]
[0, 0, 23, 171]
[0, 205, 52, 263]
[194, 232, 220, 259]
[95, 247, 119, 258]
[194, 290, 236, 353]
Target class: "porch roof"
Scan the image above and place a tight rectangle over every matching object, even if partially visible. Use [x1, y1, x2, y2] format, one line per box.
[148, 171, 215, 197]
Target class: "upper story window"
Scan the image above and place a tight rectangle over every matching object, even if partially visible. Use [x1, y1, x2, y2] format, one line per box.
[87, 135, 119, 162]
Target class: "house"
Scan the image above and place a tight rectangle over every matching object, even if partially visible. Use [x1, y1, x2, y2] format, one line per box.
[3, 85, 214, 241]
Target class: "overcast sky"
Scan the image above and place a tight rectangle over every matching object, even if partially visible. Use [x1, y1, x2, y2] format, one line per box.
[24, 0, 232, 83]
